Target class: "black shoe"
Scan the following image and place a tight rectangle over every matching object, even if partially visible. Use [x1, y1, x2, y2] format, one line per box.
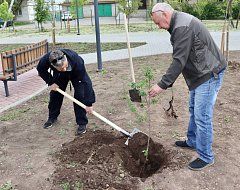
[43, 118, 57, 129]
[188, 158, 214, 171]
[175, 140, 195, 150]
[76, 125, 87, 136]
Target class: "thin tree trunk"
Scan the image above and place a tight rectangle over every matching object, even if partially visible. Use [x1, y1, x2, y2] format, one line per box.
[128, 16, 130, 31]
[236, 10, 240, 29]
[224, 0, 233, 61]
[51, 0, 56, 47]
[226, 21, 230, 61]
[67, 19, 70, 33]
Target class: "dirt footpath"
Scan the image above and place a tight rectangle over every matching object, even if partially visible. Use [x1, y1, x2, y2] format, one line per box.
[0, 52, 240, 190]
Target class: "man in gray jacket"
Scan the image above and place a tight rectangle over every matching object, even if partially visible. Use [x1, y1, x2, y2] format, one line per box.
[149, 3, 226, 170]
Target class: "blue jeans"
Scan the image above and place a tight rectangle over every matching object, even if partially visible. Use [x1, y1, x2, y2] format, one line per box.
[186, 70, 225, 163]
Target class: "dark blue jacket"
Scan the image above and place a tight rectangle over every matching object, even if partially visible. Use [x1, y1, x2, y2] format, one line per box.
[37, 49, 95, 106]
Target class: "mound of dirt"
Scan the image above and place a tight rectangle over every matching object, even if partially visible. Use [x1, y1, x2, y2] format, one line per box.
[53, 130, 168, 190]
[127, 132, 167, 178]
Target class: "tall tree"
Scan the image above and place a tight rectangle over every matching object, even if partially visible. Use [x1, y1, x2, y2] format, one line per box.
[69, 0, 88, 34]
[118, 0, 142, 26]
[34, 0, 50, 31]
[70, 0, 88, 18]
[0, 0, 24, 17]
[0, 0, 14, 29]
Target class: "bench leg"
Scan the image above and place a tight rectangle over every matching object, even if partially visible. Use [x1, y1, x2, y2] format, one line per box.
[3, 80, 9, 97]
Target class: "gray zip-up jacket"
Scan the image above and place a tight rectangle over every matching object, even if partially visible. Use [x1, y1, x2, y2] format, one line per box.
[158, 11, 227, 90]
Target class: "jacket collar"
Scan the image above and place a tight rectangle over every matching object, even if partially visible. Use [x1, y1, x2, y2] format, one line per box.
[168, 11, 177, 34]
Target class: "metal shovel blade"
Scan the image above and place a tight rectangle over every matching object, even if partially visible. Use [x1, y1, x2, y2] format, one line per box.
[125, 128, 141, 145]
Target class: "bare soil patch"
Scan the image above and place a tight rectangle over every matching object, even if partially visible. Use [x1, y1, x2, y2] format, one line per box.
[228, 60, 240, 70]
[0, 52, 240, 190]
[53, 130, 169, 190]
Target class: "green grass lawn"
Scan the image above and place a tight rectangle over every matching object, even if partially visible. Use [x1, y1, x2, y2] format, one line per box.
[0, 23, 159, 38]
[0, 19, 238, 39]
[0, 44, 25, 52]
[0, 42, 147, 54]
[14, 21, 33, 26]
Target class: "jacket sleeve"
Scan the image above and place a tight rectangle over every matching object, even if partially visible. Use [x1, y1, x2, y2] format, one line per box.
[37, 55, 54, 86]
[158, 26, 193, 89]
[77, 57, 96, 106]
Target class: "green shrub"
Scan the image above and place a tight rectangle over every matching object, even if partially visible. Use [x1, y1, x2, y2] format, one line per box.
[195, 0, 225, 20]
[166, 0, 182, 11]
[181, 2, 199, 18]
[205, 1, 225, 19]
[168, 0, 230, 20]
[232, 0, 240, 19]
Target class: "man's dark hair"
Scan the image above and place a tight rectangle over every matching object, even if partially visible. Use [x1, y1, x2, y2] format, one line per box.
[49, 50, 65, 67]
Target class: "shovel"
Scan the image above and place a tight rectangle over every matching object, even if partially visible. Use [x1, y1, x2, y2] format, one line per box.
[123, 13, 141, 103]
[56, 88, 140, 144]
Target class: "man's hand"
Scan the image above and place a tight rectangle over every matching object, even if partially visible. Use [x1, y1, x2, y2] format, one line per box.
[148, 84, 165, 97]
[85, 106, 93, 114]
[50, 83, 59, 91]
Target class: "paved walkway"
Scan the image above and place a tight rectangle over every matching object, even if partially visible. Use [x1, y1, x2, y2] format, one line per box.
[1, 30, 240, 113]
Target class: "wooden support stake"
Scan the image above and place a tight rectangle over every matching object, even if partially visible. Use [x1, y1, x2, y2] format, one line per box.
[123, 13, 135, 83]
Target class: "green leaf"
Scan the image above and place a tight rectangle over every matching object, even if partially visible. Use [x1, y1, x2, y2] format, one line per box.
[0, 1, 14, 21]
[142, 149, 148, 157]
[139, 90, 147, 97]
[151, 98, 158, 104]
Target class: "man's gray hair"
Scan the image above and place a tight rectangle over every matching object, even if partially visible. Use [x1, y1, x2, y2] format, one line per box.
[152, 3, 174, 13]
[49, 50, 65, 67]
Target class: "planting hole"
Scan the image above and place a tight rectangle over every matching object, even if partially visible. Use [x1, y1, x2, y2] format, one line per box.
[54, 130, 169, 189]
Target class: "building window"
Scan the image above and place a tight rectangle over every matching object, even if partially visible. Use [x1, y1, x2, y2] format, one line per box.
[18, 9, 22, 16]
[139, 0, 146, 9]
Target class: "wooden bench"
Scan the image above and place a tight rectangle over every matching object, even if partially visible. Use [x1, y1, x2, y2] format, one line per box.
[0, 40, 49, 97]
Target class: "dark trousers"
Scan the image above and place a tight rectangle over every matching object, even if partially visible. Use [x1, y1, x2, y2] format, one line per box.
[48, 72, 88, 125]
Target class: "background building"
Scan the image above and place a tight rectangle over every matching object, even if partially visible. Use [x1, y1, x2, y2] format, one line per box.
[14, 0, 150, 22]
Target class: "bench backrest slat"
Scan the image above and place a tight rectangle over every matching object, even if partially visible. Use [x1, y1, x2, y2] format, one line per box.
[0, 40, 48, 79]
[1, 52, 7, 75]
[6, 51, 14, 74]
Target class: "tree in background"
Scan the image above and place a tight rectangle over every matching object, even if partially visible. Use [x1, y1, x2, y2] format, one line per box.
[68, 0, 88, 34]
[166, 0, 227, 20]
[34, 0, 50, 31]
[165, 0, 182, 10]
[69, 0, 88, 19]
[0, 0, 14, 29]
[118, 0, 142, 26]
[0, 0, 24, 18]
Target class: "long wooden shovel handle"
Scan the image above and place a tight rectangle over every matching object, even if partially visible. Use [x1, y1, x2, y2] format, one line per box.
[56, 88, 131, 137]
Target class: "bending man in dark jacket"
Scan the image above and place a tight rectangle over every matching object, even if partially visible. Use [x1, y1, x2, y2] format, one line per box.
[149, 3, 227, 170]
[37, 49, 95, 135]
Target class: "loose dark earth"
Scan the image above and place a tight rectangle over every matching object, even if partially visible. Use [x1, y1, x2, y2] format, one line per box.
[53, 130, 169, 190]
[0, 52, 240, 190]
